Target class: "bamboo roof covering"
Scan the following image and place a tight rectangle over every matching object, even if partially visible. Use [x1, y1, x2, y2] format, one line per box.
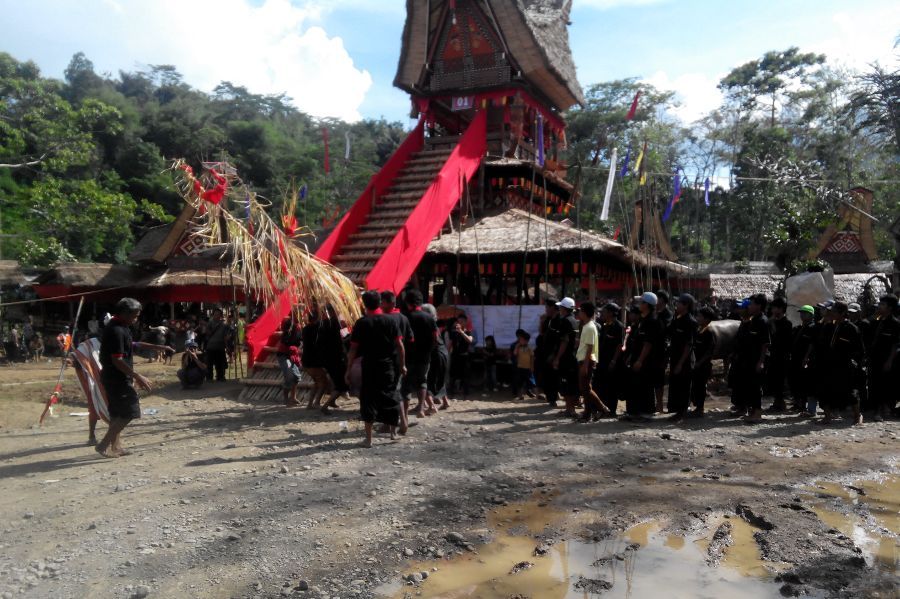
[426, 208, 688, 275]
[708, 273, 892, 303]
[34, 263, 245, 289]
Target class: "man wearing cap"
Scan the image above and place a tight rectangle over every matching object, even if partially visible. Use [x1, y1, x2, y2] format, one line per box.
[790, 305, 818, 414]
[765, 297, 793, 412]
[667, 294, 697, 421]
[623, 292, 665, 420]
[549, 297, 580, 416]
[731, 294, 770, 423]
[819, 301, 865, 425]
[594, 303, 625, 416]
[868, 294, 900, 421]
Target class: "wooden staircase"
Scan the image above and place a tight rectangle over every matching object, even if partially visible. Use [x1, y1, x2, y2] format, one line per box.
[331, 149, 453, 286]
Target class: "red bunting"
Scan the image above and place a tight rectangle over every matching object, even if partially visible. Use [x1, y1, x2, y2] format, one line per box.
[282, 214, 298, 237]
[200, 169, 227, 205]
[626, 90, 641, 121]
[612, 226, 621, 241]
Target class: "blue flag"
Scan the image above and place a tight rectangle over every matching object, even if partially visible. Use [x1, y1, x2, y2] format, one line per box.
[618, 146, 631, 178]
[704, 177, 710, 206]
[662, 169, 682, 222]
[536, 113, 545, 167]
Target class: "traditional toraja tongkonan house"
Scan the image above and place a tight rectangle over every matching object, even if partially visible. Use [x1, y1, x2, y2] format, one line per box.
[32, 204, 246, 334]
[808, 187, 879, 274]
[240, 0, 694, 397]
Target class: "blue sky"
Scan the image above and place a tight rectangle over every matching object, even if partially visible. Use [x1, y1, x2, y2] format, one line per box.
[1, 0, 897, 123]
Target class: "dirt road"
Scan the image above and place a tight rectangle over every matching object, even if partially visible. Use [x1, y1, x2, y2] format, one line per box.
[0, 361, 896, 598]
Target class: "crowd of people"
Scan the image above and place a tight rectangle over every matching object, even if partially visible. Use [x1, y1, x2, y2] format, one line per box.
[270, 287, 900, 446]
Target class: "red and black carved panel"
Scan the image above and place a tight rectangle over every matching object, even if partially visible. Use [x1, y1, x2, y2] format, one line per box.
[431, 0, 511, 91]
[824, 231, 864, 254]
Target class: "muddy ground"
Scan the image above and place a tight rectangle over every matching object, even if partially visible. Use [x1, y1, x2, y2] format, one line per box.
[0, 359, 897, 599]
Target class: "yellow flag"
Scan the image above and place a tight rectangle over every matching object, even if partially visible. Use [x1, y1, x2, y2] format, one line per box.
[633, 145, 644, 175]
[640, 172, 647, 186]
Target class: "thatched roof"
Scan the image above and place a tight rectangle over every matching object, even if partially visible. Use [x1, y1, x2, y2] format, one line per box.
[0, 260, 33, 287]
[128, 224, 175, 263]
[34, 263, 244, 289]
[708, 272, 893, 303]
[708, 274, 783, 300]
[395, 0, 583, 111]
[426, 208, 687, 274]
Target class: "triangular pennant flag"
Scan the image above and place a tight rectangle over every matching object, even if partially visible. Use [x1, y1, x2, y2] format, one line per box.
[618, 146, 630, 178]
[704, 177, 710, 207]
[663, 168, 682, 222]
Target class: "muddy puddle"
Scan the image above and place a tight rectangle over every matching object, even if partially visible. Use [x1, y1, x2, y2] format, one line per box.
[802, 475, 899, 574]
[380, 501, 796, 598]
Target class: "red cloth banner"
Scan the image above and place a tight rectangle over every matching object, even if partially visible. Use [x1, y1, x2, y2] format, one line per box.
[626, 90, 641, 121]
[364, 110, 487, 293]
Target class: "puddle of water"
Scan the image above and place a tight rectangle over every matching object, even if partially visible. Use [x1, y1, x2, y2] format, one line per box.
[380, 508, 791, 599]
[803, 475, 899, 574]
[695, 516, 791, 577]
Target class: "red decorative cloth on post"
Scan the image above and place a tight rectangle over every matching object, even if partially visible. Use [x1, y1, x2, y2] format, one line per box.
[200, 169, 227, 205]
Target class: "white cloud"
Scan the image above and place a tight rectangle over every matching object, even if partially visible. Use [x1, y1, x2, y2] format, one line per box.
[811, 7, 900, 70]
[101, 0, 373, 121]
[642, 71, 723, 124]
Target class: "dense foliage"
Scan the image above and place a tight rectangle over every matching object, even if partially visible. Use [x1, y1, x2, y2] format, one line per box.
[0, 52, 406, 266]
[566, 47, 900, 265]
[1, 46, 897, 269]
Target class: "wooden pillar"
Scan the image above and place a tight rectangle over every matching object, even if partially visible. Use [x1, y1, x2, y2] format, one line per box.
[170, 302, 176, 320]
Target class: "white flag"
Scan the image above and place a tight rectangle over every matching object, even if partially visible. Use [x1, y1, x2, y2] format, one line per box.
[600, 147, 617, 221]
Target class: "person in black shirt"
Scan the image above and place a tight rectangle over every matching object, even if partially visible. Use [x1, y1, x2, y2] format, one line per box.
[655, 289, 674, 413]
[404, 290, 439, 417]
[346, 291, 406, 447]
[204, 308, 229, 381]
[789, 305, 818, 413]
[867, 294, 899, 421]
[690, 307, 717, 418]
[96, 298, 171, 458]
[667, 294, 698, 422]
[534, 299, 557, 398]
[593, 303, 625, 416]
[541, 301, 562, 406]
[765, 297, 793, 412]
[423, 304, 451, 410]
[731, 294, 771, 423]
[448, 315, 474, 397]
[302, 309, 333, 410]
[381, 291, 413, 432]
[551, 297, 579, 417]
[318, 304, 350, 414]
[820, 302, 865, 425]
[623, 292, 665, 420]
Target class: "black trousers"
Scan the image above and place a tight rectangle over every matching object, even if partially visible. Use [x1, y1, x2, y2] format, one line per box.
[868, 368, 896, 411]
[732, 367, 763, 412]
[667, 367, 692, 415]
[691, 363, 711, 412]
[206, 348, 227, 381]
[543, 365, 560, 405]
[766, 358, 788, 406]
[593, 363, 620, 414]
[788, 363, 809, 409]
[625, 368, 655, 415]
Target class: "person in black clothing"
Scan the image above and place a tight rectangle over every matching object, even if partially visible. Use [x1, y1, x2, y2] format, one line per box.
[667, 294, 698, 422]
[204, 308, 228, 381]
[690, 307, 717, 418]
[301, 310, 332, 410]
[765, 297, 793, 412]
[731, 294, 770, 423]
[423, 304, 450, 410]
[655, 289, 673, 413]
[534, 299, 556, 396]
[819, 301, 865, 425]
[550, 297, 579, 417]
[319, 304, 350, 414]
[789, 305, 818, 414]
[808, 303, 837, 417]
[95, 298, 171, 458]
[541, 301, 563, 406]
[381, 291, 414, 433]
[405, 290, 439, 417]
[594, 303, 625, 416]
[346, 290, 406, 447]
[867, 294, 899, 421]
[448, 315, 474, 397]
[623, 292, 665, 421]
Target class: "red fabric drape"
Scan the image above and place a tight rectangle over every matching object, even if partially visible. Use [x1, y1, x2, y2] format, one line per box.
[365, 110, 487, 293]
[245, 288, 295, 368]
[315, 118, 425, 263]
